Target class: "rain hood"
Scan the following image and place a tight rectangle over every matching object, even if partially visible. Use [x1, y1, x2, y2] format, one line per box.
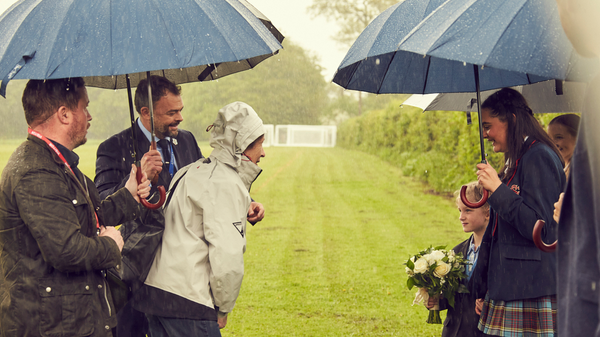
[209, 101, 264, 189]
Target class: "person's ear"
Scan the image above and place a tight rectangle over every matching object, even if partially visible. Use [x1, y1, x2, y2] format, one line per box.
[56, 106, 70, 125]
[139, 106, 150, 119]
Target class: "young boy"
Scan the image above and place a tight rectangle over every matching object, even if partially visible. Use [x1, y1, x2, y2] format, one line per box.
[427, 181, 489, 337]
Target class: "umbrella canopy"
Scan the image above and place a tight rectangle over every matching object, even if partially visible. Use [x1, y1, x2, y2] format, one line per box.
[403, 80, 587, 114]
[0, 0, 283, 209]
[0, 0, 283, 94]
[333, 0, 598, 94]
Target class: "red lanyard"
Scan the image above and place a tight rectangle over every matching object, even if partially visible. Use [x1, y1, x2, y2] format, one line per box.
[28, 128, 100, 229]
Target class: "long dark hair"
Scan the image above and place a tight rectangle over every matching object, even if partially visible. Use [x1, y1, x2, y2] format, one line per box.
[481, 88, 563, 180]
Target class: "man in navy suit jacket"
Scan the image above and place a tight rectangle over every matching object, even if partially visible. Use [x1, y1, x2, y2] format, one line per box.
[95, 76, 265, 337]
[95, 76, 201, 202]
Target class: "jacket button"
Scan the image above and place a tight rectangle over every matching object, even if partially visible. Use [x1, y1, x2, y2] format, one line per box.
[72, 199, 78, 205]
[105, 325, 110, 330]
[45, 287, 51, 293]
[98, 284, 103, 289]
[85, 285, 90, 290]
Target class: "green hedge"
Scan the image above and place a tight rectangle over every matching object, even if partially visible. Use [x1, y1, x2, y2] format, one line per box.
[337, 101, 505, 194]
[337, 101, 575, 194]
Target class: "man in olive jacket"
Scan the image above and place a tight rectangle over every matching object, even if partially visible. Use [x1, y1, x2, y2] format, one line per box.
[0, 78, 149, 336]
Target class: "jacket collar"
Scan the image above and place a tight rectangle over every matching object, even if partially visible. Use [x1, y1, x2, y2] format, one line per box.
[49, 139, 80, 170]
[238, 159, 262, 191]
[27, 134, 65, 167]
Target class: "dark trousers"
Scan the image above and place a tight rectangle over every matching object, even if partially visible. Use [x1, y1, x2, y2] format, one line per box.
[146, 314, 221, 337]
[116, 300, 149, 337]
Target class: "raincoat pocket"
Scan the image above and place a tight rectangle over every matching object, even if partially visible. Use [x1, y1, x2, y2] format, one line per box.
[38, 278, 94, 336]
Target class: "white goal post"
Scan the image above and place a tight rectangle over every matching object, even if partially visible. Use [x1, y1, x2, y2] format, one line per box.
[269, 125, 336, 147]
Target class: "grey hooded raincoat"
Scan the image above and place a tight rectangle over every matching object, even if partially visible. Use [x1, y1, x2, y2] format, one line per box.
[136, 102, 264, 321]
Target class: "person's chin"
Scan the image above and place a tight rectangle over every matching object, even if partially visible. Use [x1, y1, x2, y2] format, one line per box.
[492, 143, 504, 153]
[74, 137, 87, 149]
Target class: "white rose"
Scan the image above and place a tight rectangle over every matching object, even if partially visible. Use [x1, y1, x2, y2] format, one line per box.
[413, 258, 429, 274]
[430, 250, 446, 262]
[422, 254, 435, 265]
[433, 262, 452, 278]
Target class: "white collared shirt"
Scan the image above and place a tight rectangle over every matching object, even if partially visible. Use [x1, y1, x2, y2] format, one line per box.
[137, 118, 178, 170]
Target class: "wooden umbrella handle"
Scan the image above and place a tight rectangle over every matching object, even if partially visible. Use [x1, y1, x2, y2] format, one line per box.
[532, 220, 557, 253]
[460, 185, 489, 208]
[137, 162, 166, 210]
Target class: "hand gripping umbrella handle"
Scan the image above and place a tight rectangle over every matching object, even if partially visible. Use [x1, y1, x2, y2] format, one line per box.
[137, 163, 166, 210]
[532, 220, 557, 253]
[460, 185, 489, 208]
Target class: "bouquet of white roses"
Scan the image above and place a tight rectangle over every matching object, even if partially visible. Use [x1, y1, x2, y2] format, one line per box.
[405, 246, 469, 324]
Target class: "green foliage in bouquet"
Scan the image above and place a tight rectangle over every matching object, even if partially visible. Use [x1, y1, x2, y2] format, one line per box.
[405, 245, 469, 310]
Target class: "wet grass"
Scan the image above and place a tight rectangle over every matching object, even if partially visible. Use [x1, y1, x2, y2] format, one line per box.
[230, 146, 467, 336]
[0, 140, 469, 336]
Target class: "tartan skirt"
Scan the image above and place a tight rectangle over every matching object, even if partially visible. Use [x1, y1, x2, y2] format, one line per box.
[478, 294, 557, 337]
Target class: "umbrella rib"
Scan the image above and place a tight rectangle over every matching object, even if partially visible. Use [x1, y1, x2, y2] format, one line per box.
[422, 56, 431, 94]
[46, 1, 80, 78]
[374, 53, 396, 94]
[214, 0, 269, 63]
[152, 0, 180, 68]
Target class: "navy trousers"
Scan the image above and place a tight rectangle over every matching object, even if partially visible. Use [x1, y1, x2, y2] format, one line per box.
[146, 314, 221, 337]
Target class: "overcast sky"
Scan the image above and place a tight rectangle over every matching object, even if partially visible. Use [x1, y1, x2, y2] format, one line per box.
[0, 0, 349, 81]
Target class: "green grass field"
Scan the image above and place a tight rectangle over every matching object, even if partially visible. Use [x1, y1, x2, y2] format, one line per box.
[0, 140, 470, 336]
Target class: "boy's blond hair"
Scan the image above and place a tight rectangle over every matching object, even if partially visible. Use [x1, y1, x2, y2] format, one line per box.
[454, 181, 490, 213]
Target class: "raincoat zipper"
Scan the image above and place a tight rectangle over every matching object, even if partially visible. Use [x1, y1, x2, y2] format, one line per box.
[101, 276, 112, 317]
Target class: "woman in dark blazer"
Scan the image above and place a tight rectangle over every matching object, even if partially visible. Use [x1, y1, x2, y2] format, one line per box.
[473, 88, 565, 336]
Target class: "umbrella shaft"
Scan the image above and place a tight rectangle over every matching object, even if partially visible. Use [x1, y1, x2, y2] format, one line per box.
[474, 65, 486, 164]
[147, 71, 156, 140]
[126, 74, 138, 162]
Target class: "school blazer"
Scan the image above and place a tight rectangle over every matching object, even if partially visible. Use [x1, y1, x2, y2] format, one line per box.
[438, 237, 484, 337]
[472, 138, 565, 302]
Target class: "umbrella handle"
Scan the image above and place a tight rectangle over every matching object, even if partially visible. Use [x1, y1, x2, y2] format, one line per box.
[460, 185, 489, 208]
[137, 163, 166, 210]
[532, 220, 557, 253]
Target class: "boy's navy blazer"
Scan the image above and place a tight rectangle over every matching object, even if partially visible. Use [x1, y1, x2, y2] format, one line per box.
[439, 236, 484, 337]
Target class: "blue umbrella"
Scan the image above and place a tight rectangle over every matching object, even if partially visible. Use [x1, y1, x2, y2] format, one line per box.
[0, 0, 283, 208]
[335, 0, 597, 94]
[0, 0, 283, 95]
[334, 0, 596, 211]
